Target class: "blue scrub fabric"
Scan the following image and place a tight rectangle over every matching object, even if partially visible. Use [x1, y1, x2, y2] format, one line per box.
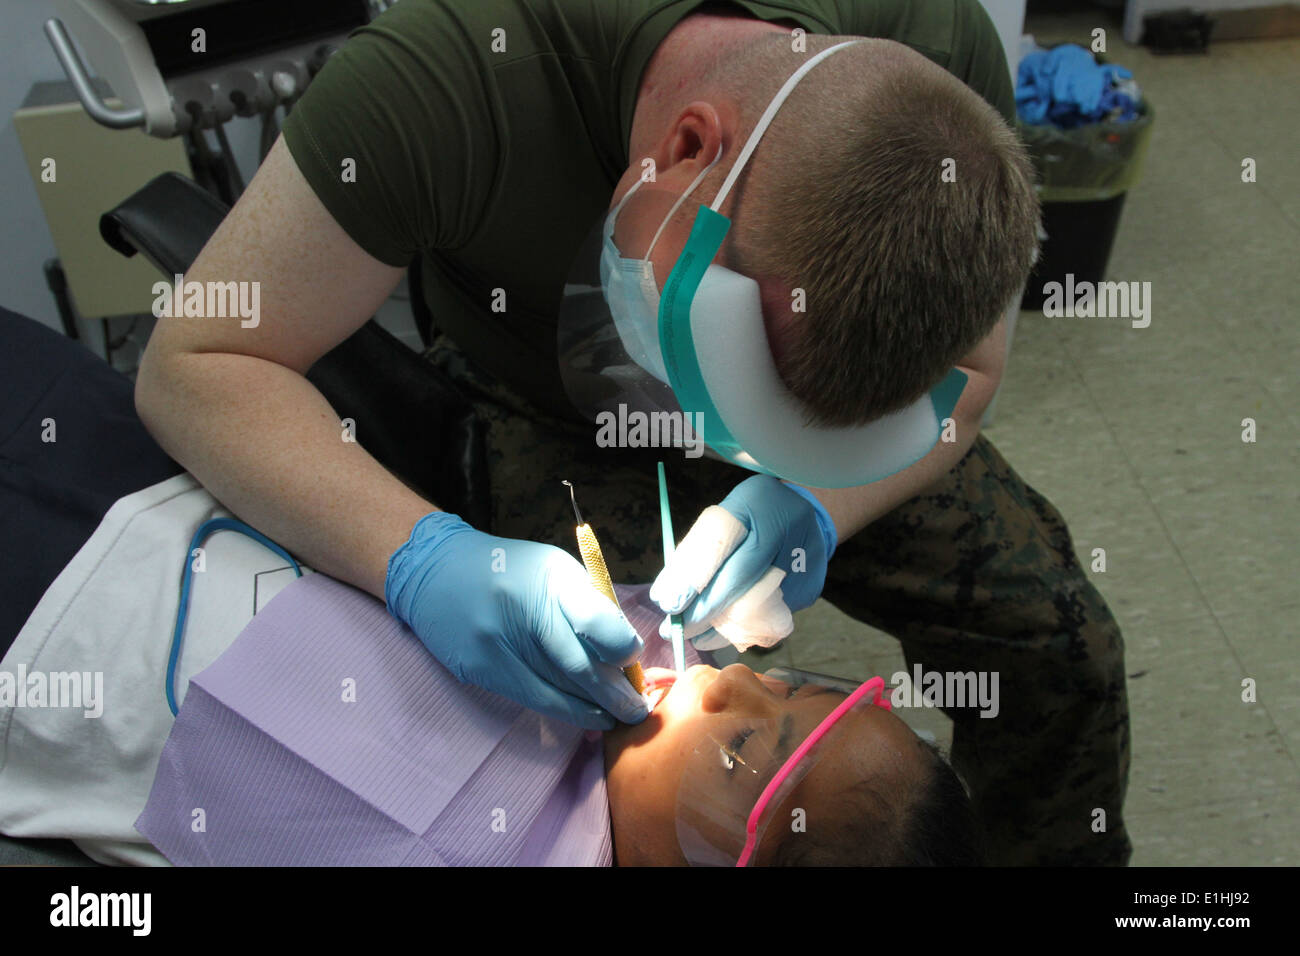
[0, 306, 182, 655]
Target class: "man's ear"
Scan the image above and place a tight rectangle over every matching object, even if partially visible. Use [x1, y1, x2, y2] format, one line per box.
[663, 101, 727, 171]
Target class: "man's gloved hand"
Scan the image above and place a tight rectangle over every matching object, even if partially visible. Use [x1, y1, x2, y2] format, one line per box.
[649, 476, 837, 646]
[386, 511, 648, 730]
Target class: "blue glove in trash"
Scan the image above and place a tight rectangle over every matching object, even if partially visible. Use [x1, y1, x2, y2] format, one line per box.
[650, 475, 837, 635]
[386, 511, 648, 729]
[1017, 43, 1136, 128]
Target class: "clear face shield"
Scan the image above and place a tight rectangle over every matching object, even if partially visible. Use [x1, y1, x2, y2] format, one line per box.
[674, 671, 892, 867]
[556, 171, 714, 449]
[557, 40, 969, 489]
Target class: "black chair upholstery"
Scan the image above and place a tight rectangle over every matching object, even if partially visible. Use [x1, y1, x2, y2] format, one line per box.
[99, 172, 230, 277]
[100, 173, 491, 531]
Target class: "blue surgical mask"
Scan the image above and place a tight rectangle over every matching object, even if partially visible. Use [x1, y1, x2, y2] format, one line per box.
[599, 146, 723, 385]
[599, 180, 666, 383]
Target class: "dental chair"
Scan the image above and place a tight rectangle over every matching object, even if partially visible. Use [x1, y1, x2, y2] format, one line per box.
[0, 171, 491, 868]
[0, 175, 494, 867]
[0, 171, 493, 869]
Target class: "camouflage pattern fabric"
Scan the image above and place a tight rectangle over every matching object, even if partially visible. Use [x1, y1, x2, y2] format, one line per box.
[424, 335, 1132, 866]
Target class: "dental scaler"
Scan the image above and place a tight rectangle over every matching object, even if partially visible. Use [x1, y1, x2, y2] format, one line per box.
[562, 481, 646, 695]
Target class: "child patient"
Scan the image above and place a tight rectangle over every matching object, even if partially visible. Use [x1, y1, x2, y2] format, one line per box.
[136, 574, 981, 866]
[608, 663, 981, 866]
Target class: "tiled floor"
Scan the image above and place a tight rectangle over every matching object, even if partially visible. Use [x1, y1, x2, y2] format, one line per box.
[720, 13, 1300, 865]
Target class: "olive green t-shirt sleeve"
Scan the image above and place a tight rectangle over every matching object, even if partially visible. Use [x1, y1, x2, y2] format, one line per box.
[280, 0, 500, 267]
[945, 0, 1016, 124]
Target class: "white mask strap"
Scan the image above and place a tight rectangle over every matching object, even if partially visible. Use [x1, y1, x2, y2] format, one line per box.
[645, 143, 724, 259]
[610, 175, 645, 219]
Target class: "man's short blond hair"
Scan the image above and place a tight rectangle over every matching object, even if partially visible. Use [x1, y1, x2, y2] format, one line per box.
[698, 35, 1040, 426]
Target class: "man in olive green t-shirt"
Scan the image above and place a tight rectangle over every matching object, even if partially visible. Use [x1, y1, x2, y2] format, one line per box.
[137, 0, 1130, 865]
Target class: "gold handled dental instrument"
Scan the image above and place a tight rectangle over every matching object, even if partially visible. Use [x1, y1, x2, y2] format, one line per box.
[562, 480, 646, 696]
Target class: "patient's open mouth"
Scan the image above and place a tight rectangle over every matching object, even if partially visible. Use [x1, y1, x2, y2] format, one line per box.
[643, 670, 677, 691]
[641, 663, 719, 714]
[642, 668, 677, 712]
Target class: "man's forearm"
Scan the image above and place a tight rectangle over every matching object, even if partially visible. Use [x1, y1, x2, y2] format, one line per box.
[802, 369, 996, 543]
[136, 348, 435, 600]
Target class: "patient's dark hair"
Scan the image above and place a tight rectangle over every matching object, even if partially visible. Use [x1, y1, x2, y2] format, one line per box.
[895, 740, 985, 866]
[769, 738, 985, 867]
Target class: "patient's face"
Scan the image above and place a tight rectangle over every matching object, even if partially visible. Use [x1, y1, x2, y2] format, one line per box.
[603, 663, 926, 865]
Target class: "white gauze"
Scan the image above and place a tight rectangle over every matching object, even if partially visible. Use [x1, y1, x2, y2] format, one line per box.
[659, 506, 795, 653]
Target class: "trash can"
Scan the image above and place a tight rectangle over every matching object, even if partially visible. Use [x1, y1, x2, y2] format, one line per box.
[1018, 98, 1154, 310]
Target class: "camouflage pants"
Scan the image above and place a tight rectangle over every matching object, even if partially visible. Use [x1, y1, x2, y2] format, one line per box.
[425, 336, 1132, 866]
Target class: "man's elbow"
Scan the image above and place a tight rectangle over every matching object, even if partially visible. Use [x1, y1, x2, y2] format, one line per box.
[133, 341, 182, 436]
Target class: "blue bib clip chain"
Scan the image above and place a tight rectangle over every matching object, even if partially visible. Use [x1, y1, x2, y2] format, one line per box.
[167, 517, 303, 716]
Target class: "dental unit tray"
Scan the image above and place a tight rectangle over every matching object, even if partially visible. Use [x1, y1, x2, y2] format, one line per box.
[45, 0, 374, 137]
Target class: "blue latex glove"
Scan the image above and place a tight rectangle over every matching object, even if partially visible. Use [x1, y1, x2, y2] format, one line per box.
[386, 511, 648, 729]
[649, 476, 837, 637]
[1017, 44, 1135, 128]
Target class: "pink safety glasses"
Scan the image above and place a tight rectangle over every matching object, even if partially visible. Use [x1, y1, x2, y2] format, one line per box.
[735, 675, 892, 867]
